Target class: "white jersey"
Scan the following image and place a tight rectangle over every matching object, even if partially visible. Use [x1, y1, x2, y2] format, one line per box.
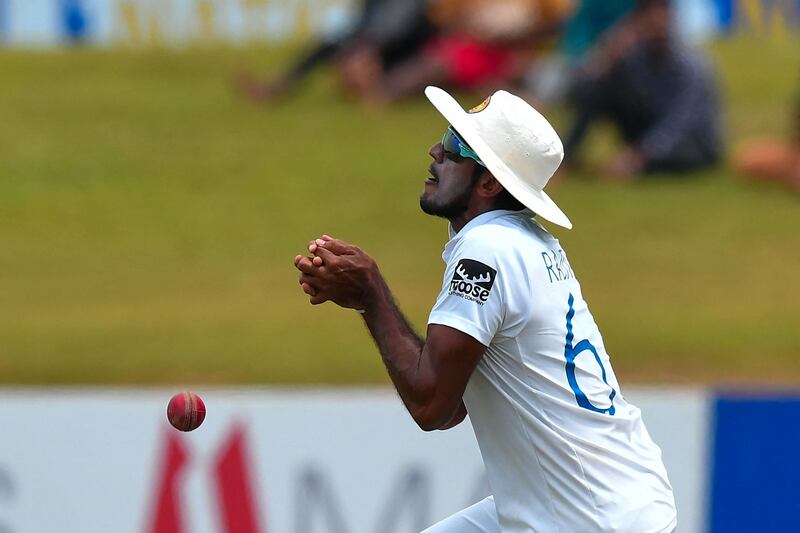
[428, 210, 677, 533]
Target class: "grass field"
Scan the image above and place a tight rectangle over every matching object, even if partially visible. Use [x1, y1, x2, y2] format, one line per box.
[0, 38, 798, 386]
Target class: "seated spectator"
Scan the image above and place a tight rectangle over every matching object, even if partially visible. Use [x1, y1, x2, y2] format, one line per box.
[733, 86, 800, 192]
[363, 0, 573, 105]
[235, 0, 434, 103]
[562, 0, 722, 180]
[561, 0, 635, 59]
[524, 0, 636, 105]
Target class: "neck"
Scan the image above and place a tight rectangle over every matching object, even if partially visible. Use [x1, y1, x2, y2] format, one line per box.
[448, 205, 499, 234]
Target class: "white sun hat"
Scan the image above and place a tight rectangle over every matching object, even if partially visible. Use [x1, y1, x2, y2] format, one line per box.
[425, 86, 572, 229]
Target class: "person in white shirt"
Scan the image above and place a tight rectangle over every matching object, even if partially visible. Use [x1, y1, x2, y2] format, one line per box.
[293, 86, 677, 532]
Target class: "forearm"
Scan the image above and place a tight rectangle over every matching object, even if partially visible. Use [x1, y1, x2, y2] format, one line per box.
[361, 276, 433, 414]
[360, 274, 470, 431]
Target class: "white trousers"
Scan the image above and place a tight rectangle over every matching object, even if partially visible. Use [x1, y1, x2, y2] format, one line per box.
[421, 497, 501, 533]
[422, 497, 677, 533]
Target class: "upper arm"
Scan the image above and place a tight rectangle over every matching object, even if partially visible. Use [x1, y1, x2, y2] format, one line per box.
[415, 323, 486, 431]
[418, 231, 517, 429]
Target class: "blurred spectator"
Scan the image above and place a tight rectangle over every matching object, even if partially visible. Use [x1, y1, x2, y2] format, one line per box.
[364, 0, 574, 105]
[562, 0, 722, 180]
[560, 0, 634, 59]
[525, 0, 635, 105]
[235, 0, 434, 103]
[733, 85, 800, 192]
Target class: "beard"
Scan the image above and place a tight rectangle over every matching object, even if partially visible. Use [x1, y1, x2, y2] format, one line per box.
[419, 165, 484, 219]
[419, 183, 474, 219]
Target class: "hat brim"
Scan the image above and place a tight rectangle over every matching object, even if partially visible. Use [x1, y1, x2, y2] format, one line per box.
[425, 86, 573, 229]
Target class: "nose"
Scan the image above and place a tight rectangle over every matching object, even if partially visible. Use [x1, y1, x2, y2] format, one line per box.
[429, 142, 444, 163]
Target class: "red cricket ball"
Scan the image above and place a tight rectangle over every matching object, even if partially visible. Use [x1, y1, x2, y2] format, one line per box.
[167, 392, 206, 432]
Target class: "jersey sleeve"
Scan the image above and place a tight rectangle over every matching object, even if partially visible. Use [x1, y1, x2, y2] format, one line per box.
[427, 235, 507, 347]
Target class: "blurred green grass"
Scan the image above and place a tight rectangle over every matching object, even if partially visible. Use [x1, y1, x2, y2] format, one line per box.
[0, 39, 798, 386]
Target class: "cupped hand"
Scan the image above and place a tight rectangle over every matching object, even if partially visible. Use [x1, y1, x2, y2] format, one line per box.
[294, 236, 380, 310]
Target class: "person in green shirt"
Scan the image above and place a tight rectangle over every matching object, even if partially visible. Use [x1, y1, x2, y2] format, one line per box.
[560, 0, 635, 59]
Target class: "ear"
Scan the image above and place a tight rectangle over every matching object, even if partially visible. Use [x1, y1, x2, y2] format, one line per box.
[475, 171, 504, 199]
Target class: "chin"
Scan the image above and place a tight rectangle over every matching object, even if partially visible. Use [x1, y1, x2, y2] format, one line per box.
[420, 198, 459, 219]
[419, 196, 435, 215]
[419, 195, 441, 216]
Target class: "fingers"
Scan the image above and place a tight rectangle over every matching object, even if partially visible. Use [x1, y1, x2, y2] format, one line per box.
[308, 239, 332, 256]
[306, 237, 351, 269]
[314, 238, 353, 256]
[302, 283, 328, 305]
[309, 235, 333, 248]
[295, 247, 331, 306]
[299, 271, 318, 288]
[313, 245, 337, 262]
[301, 282, 317, 297]
[300, 277, 328, 305]
[297, 236, 344, 283]
[309, 293, 327, 305]
[300, 275, 330, 306]
[295, 256, 323, 275]
[308, 243, 326, 261]
[308, 235, 333, 253]
[306, 235, 343, 259]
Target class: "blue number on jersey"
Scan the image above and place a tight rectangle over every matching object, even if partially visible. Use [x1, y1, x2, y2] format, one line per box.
[565, 293, 616, 415]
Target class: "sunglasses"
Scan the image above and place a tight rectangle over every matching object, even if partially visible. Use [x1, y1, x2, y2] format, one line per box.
[441, 126, 485, 167]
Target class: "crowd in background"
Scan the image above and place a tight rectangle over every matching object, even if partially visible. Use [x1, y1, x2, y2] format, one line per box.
[235, 0, 799, 189]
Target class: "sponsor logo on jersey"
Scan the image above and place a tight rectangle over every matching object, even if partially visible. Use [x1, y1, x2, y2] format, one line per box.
[449, 259, 497, 304]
